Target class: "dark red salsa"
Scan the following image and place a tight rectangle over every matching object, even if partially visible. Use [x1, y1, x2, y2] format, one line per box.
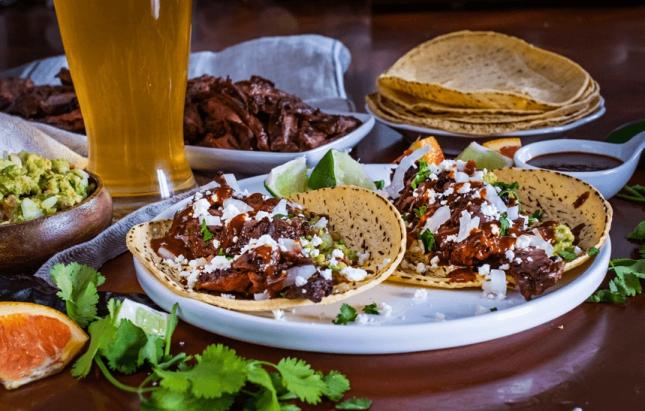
[528, 151, 622, 172]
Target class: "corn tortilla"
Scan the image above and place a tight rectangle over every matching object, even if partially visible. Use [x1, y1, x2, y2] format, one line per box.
[127, 186, 407, 311]
[388, 168, 612, 289]
[380, 30, 590, 110]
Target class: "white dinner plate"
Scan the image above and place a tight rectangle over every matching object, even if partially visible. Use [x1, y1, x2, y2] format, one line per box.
[134, 165, 611, 354]
[185, 110, 375, 174]
[365, 98, 605, 138]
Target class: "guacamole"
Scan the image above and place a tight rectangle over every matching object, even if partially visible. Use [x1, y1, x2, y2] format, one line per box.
[0, 152, 94, 224]
[553, 224, 575, 255]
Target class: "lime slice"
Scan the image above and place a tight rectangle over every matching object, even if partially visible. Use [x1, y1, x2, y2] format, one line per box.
[264, 157, 308, 197]
[116, 299, 168, 337]
[308, 150, 376, 190]
[456, 142, 513, 170]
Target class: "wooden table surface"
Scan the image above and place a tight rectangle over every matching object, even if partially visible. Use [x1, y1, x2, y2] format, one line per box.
[1, 1, 645, 410]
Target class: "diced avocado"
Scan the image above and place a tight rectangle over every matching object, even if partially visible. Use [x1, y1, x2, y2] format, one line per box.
[0, 151, 92, 224]
[20, 198, 43, 220]
[483, 171, 498, 185]
[553, 224, 575, 255]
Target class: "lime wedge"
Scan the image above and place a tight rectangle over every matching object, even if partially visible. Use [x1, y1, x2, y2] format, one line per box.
[116, 299, 168, 337]
[264, 157, 308, 198]
[456, 142, 513, 170]
[308, 150, 376, 190]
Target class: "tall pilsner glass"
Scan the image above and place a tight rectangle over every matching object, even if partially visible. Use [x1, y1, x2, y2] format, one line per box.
[53, 0, 195, 207]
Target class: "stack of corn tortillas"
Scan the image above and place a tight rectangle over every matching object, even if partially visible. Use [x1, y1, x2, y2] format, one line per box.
[366, 30, 603, 136]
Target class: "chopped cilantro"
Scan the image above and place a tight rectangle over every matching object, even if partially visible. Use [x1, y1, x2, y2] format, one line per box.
[50, 262, 105, 327]
[499, 213, 511, 236]
[362, 303, 379, 315]
[414, 205, 428, 218]
[587, 247, 599, 256]
[410, 160, 430, 189]
[492, 181, 519, 201]
[333, 304, 358, 325]
[528, 210, 542, 225]
[199, 219, 214, 242]
[419, 229, 435, 252]
[374, 180, 385, 190]
[273, 213, 288, 219]
[557, 247, 578, 261]
[336, 397, 373, 410]
[217, 248, 225, 256]
[628, 221, 645, 241]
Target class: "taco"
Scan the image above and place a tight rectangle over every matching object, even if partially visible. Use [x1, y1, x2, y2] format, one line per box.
[386, 149, 612, 300]
[127, 181, 406, 311]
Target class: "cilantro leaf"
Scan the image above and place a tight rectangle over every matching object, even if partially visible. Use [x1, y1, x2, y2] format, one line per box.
[362, 303, 379, 315]
[640, 244, 645, 259]
[410, 160, 430, 189]
[492, 181, 519, 201]
[336, 397, 373, 410]
[139, 334, 164, 366]
[414, 205, 428, 218]
[628, 221, 645, 241]
[200, 219, 214, 242]
[587, 247, 599, 256]
[156, 344, 247, 399]
[333, 304, 358, 325]
[101, 319, 147, 374]
[374, 180, 385, 190]
[276, 358, 326, 404]
[419, 229, 435, 252]
[499, 213, 510, 236]
[618, 184, 645, 203]
[322, 370, 351, 401]
[50, 262, 105, 327]
[71, 317, 116, 378]
[528, 210, 542, 225]
[557, 247, 578, 262]
[142, 389, 234, 411]
[246, 361, 280, 411]
[280, 405, 301, 411]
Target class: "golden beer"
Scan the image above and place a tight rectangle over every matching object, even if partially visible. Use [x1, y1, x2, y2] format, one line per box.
[53, 0, 195, 201]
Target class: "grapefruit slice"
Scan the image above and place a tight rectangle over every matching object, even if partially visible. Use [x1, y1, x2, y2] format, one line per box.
[397, 136, 444, 165]
[0, 302, 88, 390]
[482, 137, 522, 159]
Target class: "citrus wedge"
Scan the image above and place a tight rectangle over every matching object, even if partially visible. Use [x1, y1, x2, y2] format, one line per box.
[308, 150, 376, 190]
[456, 141, 513, 169]
[264, 157, 308, 197]
[482, 137, 522, 159]
[0, 302, 88, 390]
[396, 136, 444, 165]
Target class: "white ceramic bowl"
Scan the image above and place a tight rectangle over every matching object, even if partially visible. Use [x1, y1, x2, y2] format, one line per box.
[514, 132, 645, 199]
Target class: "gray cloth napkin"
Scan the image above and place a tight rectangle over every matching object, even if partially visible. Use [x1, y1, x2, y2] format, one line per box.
[0, 34, 354, 283]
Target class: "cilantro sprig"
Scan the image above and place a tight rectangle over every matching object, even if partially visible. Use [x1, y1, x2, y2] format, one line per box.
[588, 221, 645, 304]
[414, 205, 428, 218]
[362, 303, 379, 315]
[617, 184, 645, 203]
[557, 247, 578, 262]
[51, 263, 365, 409]
[499, 213, 511, 236]
[51, 262, 105, 327]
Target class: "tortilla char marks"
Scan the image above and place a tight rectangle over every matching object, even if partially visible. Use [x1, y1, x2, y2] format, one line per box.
[573, 191, 590, 209]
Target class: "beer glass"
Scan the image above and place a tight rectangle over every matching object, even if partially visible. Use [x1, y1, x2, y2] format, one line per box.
[53, 0, 195, 206]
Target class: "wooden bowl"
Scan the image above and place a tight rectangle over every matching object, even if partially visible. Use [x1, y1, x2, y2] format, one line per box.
[0, 172, 112, 273]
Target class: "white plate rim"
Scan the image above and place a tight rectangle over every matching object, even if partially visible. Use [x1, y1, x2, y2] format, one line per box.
[365, 98, 606, 138]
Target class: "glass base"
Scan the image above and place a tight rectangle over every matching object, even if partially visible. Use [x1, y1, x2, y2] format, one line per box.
[110, 175, 196, 220]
